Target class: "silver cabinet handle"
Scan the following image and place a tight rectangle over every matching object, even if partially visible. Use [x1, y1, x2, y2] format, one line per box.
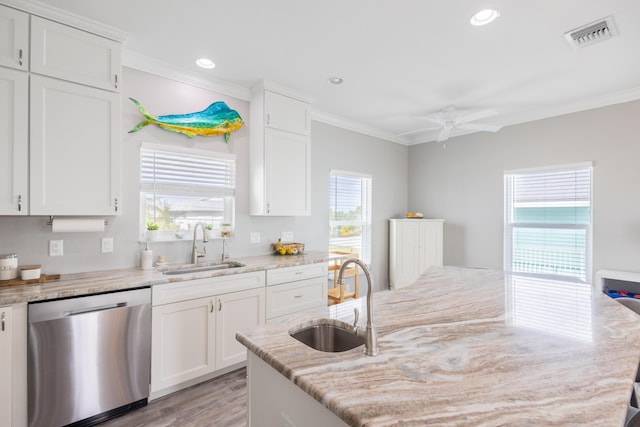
[18, 194, 22, 212]
[114, 198, 118, 212]
[266, 113, 270, 125]
[210, 300, 214, 313]
[218, 300, 222, 311]
[294, 295, 303, 299]
[115, 74, 118, 89]
[19, 49, 23, 66]
[1, 312, 5, 332]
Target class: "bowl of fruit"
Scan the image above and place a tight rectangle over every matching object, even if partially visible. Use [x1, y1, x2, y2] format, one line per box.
[272, 240, 305, 255]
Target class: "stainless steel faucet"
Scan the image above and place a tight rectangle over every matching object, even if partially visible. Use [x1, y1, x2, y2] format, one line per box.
[191, 222, 208, 264]
[338, 258, 379, 356]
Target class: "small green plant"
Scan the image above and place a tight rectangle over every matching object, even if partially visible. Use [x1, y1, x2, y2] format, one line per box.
[205, 224, 213, 230]
[146, 222, 159, 230]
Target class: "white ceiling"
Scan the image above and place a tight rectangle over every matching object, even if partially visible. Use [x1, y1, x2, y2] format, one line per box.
[19, 0, 640, 145]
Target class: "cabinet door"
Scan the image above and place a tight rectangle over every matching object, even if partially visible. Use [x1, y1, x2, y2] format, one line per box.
[151, 297, 216, 393]
[264, 91, 310, 136]
[30, 75, 122, 215]
[391, 221, 423, 289]
[0, 5, 28, 71]
[0, 306, 12, 427]
[216, 288, 265, 369]
[418, 221, 444, 273]
[264, 128, 310, 215]
[0, 67, 28, 215]
[30, 16, 121, 92]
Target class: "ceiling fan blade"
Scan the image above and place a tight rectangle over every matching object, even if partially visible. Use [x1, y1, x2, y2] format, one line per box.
[398, 125, 441, 137]
[416, 115, 445, 125]
[456, 122, 503, 132]
[437, 127, 451, 142]
[454, 109, 497, 124]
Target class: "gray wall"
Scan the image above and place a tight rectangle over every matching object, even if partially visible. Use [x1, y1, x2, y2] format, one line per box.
[408, 99, 640, 278]
[0, 67, 407, 291]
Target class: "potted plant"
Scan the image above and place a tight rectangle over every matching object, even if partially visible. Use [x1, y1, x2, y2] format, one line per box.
[146, 222, 159, 241]
[220, 223, 232, 237]
[205, 224, 215, 239]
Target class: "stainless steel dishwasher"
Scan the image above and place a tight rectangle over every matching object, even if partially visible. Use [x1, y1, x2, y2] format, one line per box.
[28, 287, 151, 427]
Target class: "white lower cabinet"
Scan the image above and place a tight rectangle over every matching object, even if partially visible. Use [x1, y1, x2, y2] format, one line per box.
[0, 303, 27, 427]
[266, 263, 328, 322]
[216, 288, 265, 369]
[150, 272, 265, 397]
[0, 306, 13, 427]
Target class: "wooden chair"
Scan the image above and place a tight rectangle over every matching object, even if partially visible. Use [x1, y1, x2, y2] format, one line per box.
[327, 251, 359, 306]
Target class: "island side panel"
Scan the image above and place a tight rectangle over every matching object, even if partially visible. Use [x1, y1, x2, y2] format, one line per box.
[247, 352, 348, 427]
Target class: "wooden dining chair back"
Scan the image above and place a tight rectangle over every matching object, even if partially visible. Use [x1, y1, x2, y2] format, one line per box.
[327, 252, 359, 306]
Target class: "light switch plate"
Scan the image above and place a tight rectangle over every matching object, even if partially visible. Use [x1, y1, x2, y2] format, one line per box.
[49, 240, 63, 256]
[250, 232, 261, 244]
[101, 237, 114, 253]
[281, 231, 294, 242]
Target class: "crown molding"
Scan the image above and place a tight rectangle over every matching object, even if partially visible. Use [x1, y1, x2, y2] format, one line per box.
[123, 51, 251, 101]
[2, 0, 128, 42]
[311, 110, 410, 146]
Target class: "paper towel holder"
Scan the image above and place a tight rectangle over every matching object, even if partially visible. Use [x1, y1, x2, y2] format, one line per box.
[47, 216, 109, 230]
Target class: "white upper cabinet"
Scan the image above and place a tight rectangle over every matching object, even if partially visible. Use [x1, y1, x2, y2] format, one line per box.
[30, 75, 122, 215]
[0, 67, 28, 215]
[250, 84, 312, 216]
[0, 5, 28, 71]
[264, 90, 310, 136]
[30, 16, 121, 92]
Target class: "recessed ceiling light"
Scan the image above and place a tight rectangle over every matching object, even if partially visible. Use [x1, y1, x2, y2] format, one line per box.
[328, 76, 343, 85]
[470, 9, 500, 26]
[196, 58, 216, 69]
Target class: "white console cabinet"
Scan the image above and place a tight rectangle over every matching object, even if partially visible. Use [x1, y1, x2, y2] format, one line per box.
[0, 303, 27, 427]
[389, 219, 444, 290]
[250, 83, 311, 216]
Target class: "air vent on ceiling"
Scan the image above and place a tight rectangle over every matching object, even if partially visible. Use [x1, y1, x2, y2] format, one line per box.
[564, 16, 616, 49]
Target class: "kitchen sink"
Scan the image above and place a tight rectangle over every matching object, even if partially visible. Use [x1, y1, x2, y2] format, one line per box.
[290, 323, 364, 353]
[161, 261, 245, 275]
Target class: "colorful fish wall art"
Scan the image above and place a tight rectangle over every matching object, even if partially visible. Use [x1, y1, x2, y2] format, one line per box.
[128, 98, 244, 142]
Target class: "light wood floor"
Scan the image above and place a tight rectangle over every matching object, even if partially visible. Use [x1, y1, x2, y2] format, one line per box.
[101, 368, 247, 427]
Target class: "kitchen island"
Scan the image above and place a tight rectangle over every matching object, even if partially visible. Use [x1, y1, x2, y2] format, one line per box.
[236, 266, 640, 426]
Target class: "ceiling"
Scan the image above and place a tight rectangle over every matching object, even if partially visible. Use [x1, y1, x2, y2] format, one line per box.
[21, 0, 640, 145]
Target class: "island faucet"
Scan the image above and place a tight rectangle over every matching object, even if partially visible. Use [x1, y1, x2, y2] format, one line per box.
[338, 258, 379, 356]
[191, 222, 208, 264]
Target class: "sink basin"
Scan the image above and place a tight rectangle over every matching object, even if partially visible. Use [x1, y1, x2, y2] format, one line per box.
[162, 261, 245, 275]
[290, 324, 364, 352]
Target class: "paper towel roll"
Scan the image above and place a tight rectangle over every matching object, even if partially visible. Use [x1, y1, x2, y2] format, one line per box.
[51, 218, 105, 233]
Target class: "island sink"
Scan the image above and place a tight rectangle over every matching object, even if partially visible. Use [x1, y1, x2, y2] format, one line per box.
[161, 261, 245, 275]
[290, 324, 364, 353]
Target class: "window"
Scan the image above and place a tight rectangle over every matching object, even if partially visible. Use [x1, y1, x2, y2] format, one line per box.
[329, 171, 372, 264]
[504, 163, 592, 283]
[140, 143, 235, 241]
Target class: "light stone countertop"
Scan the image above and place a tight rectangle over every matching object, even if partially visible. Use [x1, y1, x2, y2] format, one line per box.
[0, 251, 342, 305]
[236, 266, 640, 426]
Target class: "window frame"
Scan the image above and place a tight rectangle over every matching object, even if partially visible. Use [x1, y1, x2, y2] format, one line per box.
[504, 162, 593, 283]
[139, 142, 236, 242]
[328, 170, 373, 265]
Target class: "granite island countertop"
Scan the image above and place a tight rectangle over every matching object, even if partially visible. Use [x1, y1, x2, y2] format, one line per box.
[236, 266, 640, 426]
[0, 251, 340, 305]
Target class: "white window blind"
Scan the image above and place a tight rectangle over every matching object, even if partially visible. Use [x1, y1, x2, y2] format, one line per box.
[140, 145, 235, 197]
[329, 171, 372, 264]
[504, 163, 592, 283]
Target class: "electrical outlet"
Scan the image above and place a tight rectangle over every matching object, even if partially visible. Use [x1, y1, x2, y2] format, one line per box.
[101, 237, 114, 253]
[250, 232, 261, 244]
[49, 240, 63, 256]
[281, 231, 294, 242]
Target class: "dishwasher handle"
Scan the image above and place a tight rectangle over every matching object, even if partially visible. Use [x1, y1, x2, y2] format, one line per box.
[65, 302, 127, 317]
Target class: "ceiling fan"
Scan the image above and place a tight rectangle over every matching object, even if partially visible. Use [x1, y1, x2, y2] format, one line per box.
[400, 106, 504, 142]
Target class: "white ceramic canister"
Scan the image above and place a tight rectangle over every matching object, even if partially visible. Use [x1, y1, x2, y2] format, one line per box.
[0, 253, 18, 280]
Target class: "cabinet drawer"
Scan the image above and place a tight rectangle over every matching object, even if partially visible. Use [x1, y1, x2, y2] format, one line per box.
[266, 263, 327, 286]
[266, 276, 327, 320]
[153, 271, 265, 306]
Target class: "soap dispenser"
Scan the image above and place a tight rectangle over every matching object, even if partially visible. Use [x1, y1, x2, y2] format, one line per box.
[141, 242, 153, 270]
